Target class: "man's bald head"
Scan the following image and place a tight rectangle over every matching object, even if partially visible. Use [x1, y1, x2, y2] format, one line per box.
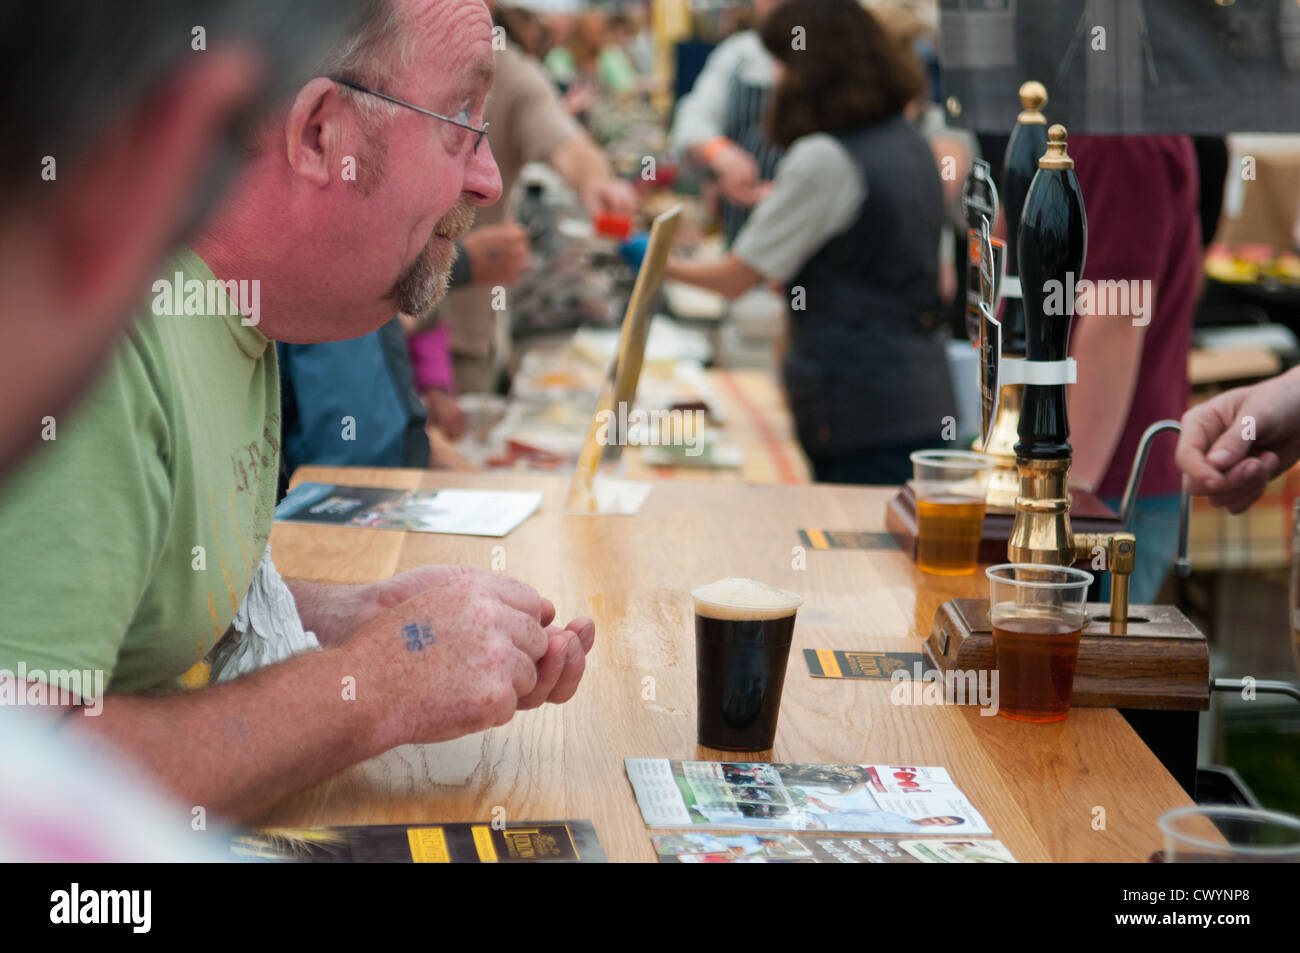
[194, 0, 502, 344]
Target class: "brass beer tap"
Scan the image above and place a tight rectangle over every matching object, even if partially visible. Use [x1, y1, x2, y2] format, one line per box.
[1007, 124, 1136, 635]
[978, 82, 1048, 509]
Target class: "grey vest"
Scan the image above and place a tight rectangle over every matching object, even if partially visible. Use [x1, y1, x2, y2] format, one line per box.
[783, 115, 955, 455]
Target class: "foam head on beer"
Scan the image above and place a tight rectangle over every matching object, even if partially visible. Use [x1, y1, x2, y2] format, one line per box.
[691, 578, 803, 620]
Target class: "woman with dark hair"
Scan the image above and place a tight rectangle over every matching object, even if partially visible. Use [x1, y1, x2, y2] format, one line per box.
[665, 0, 956, 485]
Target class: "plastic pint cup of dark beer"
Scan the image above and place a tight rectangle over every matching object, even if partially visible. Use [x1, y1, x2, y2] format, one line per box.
[691, 578, 803, 751]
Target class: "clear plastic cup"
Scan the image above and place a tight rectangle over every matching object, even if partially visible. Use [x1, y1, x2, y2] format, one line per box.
[909, 450, 995, 575]
[986, 563, 1094, 722]
[1158, 805, 1300, 862]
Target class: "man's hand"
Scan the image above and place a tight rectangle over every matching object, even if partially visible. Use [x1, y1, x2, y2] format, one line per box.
[426, 425, 478, 471]
[423, 386, 466, 439]
[291, 565, 538, 646]
[710, 143, 765, 207]
[1176, 366, 1300, 512]
[340, 565, 595, 747]
[462, 222, 530, 287]
[580, 177, 638, 217]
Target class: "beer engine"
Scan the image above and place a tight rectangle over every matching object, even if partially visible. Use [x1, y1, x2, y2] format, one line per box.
[887, 84, 1124, 560]
[974, 81, 1047, 509]
[923, 126, 1209, 790]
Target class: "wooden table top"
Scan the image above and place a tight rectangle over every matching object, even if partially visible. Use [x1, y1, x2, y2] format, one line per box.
[262, 465, 1196, 862]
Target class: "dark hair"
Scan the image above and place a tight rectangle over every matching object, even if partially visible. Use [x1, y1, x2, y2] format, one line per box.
[759, 0, 923, 148]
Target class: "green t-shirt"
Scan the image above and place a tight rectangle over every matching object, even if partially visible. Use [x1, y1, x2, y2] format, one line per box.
[0, 248, 281, 694]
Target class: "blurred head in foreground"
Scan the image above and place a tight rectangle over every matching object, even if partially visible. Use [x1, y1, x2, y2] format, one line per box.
[0, 0, 359, 478]
[0, 0, 356, 862]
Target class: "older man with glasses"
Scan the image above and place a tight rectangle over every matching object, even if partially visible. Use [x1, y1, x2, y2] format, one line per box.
[0, 0, 595, 822]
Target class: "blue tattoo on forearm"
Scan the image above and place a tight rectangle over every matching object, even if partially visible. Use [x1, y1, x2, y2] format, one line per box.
[402, 621, 436, 651]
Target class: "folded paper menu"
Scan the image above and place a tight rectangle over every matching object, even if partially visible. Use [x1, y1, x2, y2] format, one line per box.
[625, 760, 992, 836]
[275, 482, 542, 537]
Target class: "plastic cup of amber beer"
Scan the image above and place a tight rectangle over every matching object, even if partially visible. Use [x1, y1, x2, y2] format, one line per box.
[692, 578, 803, 751]
[986, 564, 1094, 723]
[909, 450, 995, 575]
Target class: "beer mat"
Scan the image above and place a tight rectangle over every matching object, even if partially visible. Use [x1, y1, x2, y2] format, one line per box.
[651, 832, 1016, 863]
[227, 820, 604, 863]
[804, 649, 925, 680]
[625, 759, 993, 836]
[798, 529, 899, 550]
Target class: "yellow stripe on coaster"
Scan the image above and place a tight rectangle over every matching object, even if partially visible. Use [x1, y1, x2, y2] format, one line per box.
[816, 649, 842, 679]
[472, 825, 498, 862]
[806, 529, 830, 549]
[406, 826, 451, 863]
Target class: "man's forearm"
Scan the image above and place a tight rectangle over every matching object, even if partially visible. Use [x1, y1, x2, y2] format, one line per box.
[69, 645, 386, 821]
[286, 578, 370, 647]
[665, 255, 763, 300]
[549, 135, 613, 199]
[1067, 314, 1145, 491]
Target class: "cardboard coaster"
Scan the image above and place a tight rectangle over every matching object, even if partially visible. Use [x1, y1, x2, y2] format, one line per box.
[804, 649, 925, 680]
[797, 529, 900, 551]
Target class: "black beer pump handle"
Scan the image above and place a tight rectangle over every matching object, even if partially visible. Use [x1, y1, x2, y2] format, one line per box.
[1015, 124, 1087, 460]
[1002, 81, 1048, 283]
[1000, 81, 1048, 355]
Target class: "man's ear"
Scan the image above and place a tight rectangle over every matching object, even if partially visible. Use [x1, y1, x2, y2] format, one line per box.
[49, 46, 262, 319]
[285, 77, 343, 189]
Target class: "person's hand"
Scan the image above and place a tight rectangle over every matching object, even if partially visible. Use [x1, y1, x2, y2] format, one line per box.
[710, 143, 765, 207]
[426, 425, 477, 471]
[564, 82, 596, 116]
[422, 386, 466, 439]
[461, 222, 530, 287]
[1175, 367, 1300, 512]
[580, 177, 638, 217]
[341, 565, 596, 747]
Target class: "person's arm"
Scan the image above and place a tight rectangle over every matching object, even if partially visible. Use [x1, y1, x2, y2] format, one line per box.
[666, 134, 864, 300]
[1066, 303, 1150, 492]
[459, 222, 531, 288]
[671, 35, 769, 206]
[57, 566, 593, 820]
[548, 134, 637, 216]
[502, 49, 636, 217]
[665, 254, 764, 299]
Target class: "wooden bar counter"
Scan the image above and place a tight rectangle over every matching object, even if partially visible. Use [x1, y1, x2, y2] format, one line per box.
[261, 465, 1196, 862]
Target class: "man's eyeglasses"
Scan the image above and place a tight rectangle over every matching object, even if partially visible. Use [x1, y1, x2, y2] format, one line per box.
[330, 77, 489, 154]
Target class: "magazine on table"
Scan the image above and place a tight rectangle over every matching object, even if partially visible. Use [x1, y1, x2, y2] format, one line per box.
[625, 760, 992, 836]
[275, 482, 542, 537]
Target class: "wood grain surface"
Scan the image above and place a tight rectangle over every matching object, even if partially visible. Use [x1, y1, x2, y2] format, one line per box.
[262, 466, 1196, 862]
